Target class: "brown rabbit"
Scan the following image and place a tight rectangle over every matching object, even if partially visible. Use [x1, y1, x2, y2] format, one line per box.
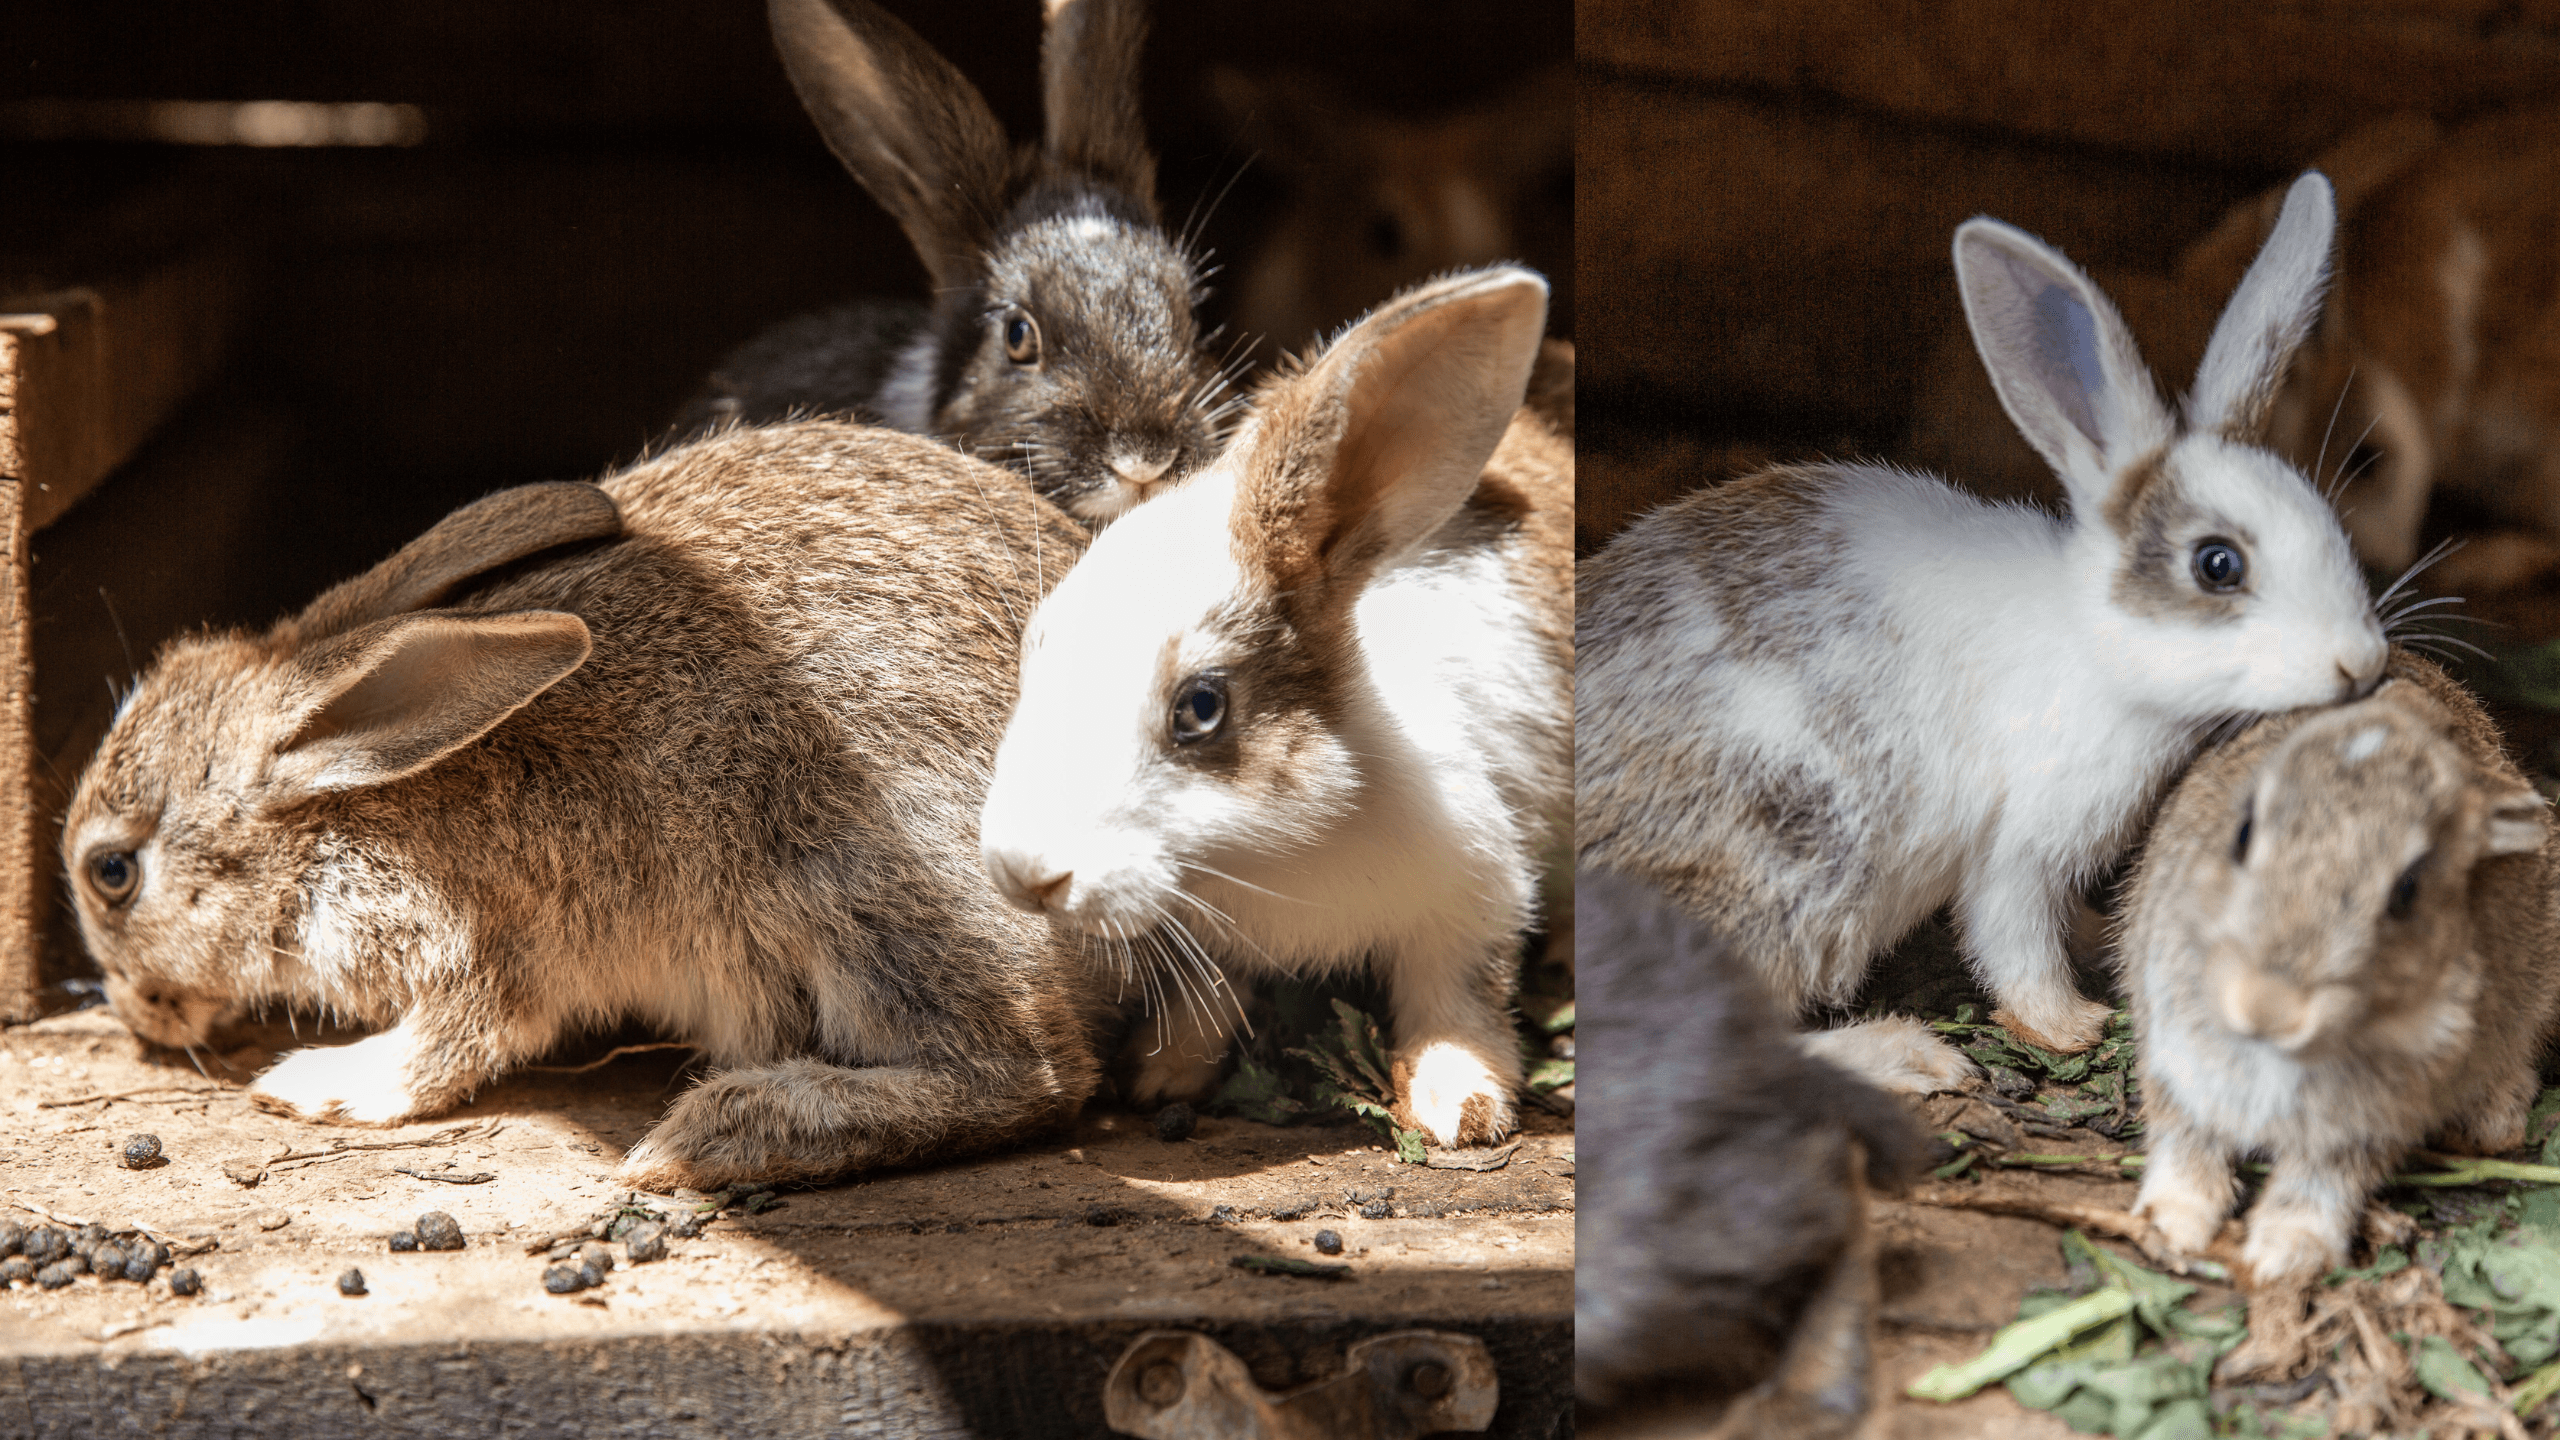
[61, 423, 1108, 1190]
[2121, 652, 2560, 1285]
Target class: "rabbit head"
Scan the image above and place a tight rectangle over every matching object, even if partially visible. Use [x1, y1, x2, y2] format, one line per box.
[976, 265, 1548, 939]
[62, 484, 616, 1054]
[1958, 170, 2386, 713]
[769, 0, 1226, 524]
[2182, 678, 2546, 1060]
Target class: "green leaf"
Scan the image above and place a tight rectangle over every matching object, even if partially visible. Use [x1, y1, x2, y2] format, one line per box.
[1526, 1058, 1575, 1092]
[1209, 1055, 1313, 1126]
[2413, 1333, 2492, 1401]
[1395, 1129, 1427, 1165]
[1907, 1284, 2138, 1402]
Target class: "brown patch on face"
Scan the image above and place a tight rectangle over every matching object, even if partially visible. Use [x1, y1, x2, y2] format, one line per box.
[2106, 453, 2251, 624]
[1159, 590, 1352, 802]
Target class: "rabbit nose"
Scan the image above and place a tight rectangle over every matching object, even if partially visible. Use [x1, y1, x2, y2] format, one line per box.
[1109, 453, 1170, 497]
[2341, 663, 2383, 701]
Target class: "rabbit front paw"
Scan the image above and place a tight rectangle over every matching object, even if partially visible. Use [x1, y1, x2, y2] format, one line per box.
[2240, 1209, 2349, 1287]
[1393, 1042, 1517, 1148]
[1991, 991, 2113, 1055]
[2133, 1184, 2228, 1258]
[250, 1030, 425, 1126]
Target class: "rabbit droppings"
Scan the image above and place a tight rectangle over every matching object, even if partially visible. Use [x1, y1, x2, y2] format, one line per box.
[1576, 867, 1923, 1436]
[676, 0, 1228, 528]
[2124, 653, 2560, 1285]
[976, 266, 1573, 1148]
[1575, 174, 2387, 1092]
[62, 426, 1108, 1191]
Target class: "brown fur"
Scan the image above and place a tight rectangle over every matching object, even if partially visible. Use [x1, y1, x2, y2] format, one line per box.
[65, 423, 1112, 1191]
[2123, 652, 2560, 1282]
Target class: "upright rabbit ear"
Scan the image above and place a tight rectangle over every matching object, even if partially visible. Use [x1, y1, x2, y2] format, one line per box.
[1956, 217, 2172, 514]
[294, 482, 619, 640]
[1041, 0, 1158, 208]
[269, 611, 593, 800]
[2187, 172, 2336, 445]
[2484, 779, 2551, 858]
[768, 0, 1013, 290]
[1237, 266, 1548, 594]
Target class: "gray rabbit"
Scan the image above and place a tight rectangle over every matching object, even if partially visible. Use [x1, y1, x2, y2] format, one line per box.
[676, 0, 1229, 528]
[1577, 867, 1924, 1434]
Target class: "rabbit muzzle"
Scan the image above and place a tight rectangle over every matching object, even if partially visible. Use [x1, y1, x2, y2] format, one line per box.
[99, 971, 227, 1050]
[2212, 961, 2360, 1054]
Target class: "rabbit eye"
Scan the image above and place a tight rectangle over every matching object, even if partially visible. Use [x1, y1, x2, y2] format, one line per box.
[2192, 539, 2247, 593]
[2232, 801, 2253, 864]
[86, 849, 139, 905]
[1169, 672, 1229, 745]
[1002, 314, 1041, 365]
[2386, 857, 2424, 920]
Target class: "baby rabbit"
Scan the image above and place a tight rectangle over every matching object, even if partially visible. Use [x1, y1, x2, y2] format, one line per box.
[1577, 173, 2388, 1092]
[2124, 652, 2560, 1285]
[1576, 866, 1924, 1433]
[62, 423, 1106, 1191]
[676, 0, 1227, 527]
[975, 265, 1572, 1148]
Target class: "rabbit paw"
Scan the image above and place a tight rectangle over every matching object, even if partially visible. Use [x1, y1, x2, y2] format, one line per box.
[2133, 1184, 2228, 1258]
[250, 1032, 423, 1126]
[1991, 992, 2113, 1055]
[2240, 1210, 2348, 1287]
[1393, 1042, 1517, 1148]
[1797, 1017, 1975, 1094]
[1116, 1037, 1229, 1111]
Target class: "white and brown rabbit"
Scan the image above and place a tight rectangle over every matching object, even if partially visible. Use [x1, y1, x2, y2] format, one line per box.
[1576, 866, 1924, 1435]
[62, 423, 1108, 1191]
[1577, 173, 2388, 1093]
[675, 0, 1229, 526]
[2123, 652, 2560, 1285]
[975, 265, 1572, 1148]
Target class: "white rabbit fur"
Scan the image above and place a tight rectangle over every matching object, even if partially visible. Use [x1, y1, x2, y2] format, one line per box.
[975, 265, 1573, 1148]
[62, 425, 1110, 1190]
[2125, 653, 2560, 1285]
[1575, 173, 2389, 1092]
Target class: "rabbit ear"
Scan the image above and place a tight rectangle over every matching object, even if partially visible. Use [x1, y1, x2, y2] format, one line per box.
[295, 482, 619, 640]
[2484, 781, 2551, 858]
[768, 0, 1013, 290]
[1955, 217, 2172, 513]
[1238, 266, 1548, 593]
[1041, 0, 1157, 206]
[2186, 172, 2336, 444]
[270, 611, 592, 799]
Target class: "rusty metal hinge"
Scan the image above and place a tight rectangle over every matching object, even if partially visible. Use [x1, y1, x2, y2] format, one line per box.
[1103, 1328, 1498, 1439]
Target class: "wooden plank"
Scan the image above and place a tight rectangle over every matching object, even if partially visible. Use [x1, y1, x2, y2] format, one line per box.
[1577, 74, 2250, 429]
[0, 253, 248, 532]
[0, 326, 34, 1021]
[1581, 0, 2560, 170]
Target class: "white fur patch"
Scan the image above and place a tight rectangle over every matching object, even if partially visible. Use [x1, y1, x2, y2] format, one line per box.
[1403, 1039, 1506, 1147]
[252, 1021, 423, 1125]
[2340, 725, 2386, 763]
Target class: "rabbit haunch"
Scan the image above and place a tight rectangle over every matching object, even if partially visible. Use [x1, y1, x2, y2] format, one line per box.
[2124, 654, 2560, 1285]
[1575, 173, 2387, 1093]
[63, 425, 1106, 1190]
[676, 0, 1226, 527]
[977, 266, 1573, 1149]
